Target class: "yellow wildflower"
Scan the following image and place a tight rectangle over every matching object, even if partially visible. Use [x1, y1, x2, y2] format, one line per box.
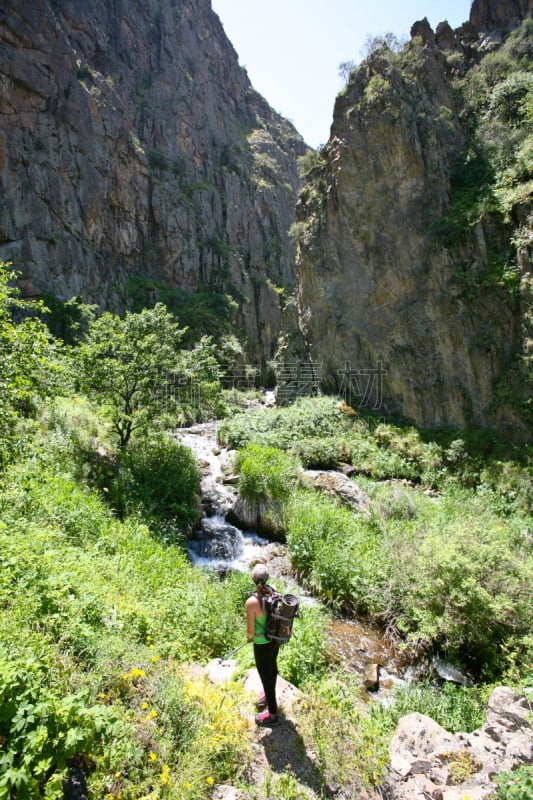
[206, 776, 214, 786]
[149, 752, 158, 762]
[141, 702, 149, 710]
[160, 764, 170, 785]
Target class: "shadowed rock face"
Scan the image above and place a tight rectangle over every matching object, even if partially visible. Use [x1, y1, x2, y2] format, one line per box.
[0, 0, 306, 369]
[470, 0, 533, 32]
[281, 0, 532, 440]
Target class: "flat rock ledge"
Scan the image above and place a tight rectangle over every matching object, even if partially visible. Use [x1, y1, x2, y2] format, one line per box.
[383, 686, 533, 800]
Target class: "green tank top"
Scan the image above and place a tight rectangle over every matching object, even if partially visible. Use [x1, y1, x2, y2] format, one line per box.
[253, 607, 269, 645]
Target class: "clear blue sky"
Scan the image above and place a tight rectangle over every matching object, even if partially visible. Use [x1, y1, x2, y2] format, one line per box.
[211, 0, 473, 148]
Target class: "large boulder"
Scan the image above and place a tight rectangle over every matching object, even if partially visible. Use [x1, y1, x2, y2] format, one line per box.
[384, 687, 533, 799]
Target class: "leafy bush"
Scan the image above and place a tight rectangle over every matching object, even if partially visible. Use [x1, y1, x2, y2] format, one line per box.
[235, 443, 299, 504]
[286, 490, 387, 614]
[219, 396, 352, 450]
[0, 654, 125, 799]
[291, 436, 352, 468]
[296, 675, 394, 794]
[278, 603, 329, 687]
[113, 432, 201, 529]
[0, 460, 114, 544]
[387, 681, 488, 733]
[388, 501, 533, 674]
[494, 765, 533, 799]
[0, 263, 64, 470]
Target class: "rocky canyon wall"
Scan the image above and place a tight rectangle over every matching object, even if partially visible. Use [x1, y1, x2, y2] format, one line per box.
[0, 0, 306, 369]
[282, 0, 532, 441]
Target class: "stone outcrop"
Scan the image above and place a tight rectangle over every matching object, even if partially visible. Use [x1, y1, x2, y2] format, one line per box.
[0, 0, 306, 370]
[281, 0, 532, 441]
[470, 0, 533, 33]
[302, 469, 371, 514]
[384, 686, 533, 800]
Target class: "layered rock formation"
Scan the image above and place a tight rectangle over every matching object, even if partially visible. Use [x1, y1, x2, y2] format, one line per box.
[0, 0, 306, 368]
[384, 686, 533, 800]
[281, 0, 532, 440]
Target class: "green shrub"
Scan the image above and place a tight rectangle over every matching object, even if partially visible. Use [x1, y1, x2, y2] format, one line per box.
[296, 675, 394, 793]
[291, 436, 352, 468]
[286, 490, 386, 614]
[113, 432, 200, 529]
[219, 396, 352, 450]
[0, 654, 125, 799]
[278, 603, 329, 687]
[387, 681, 488, 733]
[494, 765, 533, 799]
[0, 460, 114, 543]
[235, 443, 299, 504]
[390, 506, 533, 673]
[164, 571, 250, 661]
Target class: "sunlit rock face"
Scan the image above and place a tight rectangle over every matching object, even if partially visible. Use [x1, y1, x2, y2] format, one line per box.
[282, 0, 532, 440]
[0, 0, 306, 369]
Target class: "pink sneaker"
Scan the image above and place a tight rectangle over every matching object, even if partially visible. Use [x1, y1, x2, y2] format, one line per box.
[255, 708, 279, 726]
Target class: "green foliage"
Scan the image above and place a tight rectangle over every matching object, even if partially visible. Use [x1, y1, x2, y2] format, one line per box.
[113, 431, 200, 529]
[428, 17, 533, 314]
[75, 303, 188, 446]
[40, 293, 97, 345]
[495, 765, 533, 799]
[0, 462, 114, 544]
[126, 275, 240, 348]
[219, 395, 352, 450]
[286, 490, 385, 614]
[277, 603, 328, 687]
[431, 146, 497, 246]
[296, 675, 394, 794]
[387, 681, 488, 733]
[387, 494, 533, 674]
[291, 436, 351, 469]
[0, 654, 125, 799]
[235, 444, 299, 504]
[0, 263, 64, 468]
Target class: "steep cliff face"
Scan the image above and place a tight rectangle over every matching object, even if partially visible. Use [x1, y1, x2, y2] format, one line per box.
[283, 0, 532, 440]
[0, 0, 306, 368]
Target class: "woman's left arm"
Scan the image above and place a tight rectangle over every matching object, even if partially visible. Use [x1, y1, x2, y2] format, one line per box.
[245, 597, 257, 642]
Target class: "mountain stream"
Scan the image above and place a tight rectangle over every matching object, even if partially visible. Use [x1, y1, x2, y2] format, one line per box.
[176, 420, 409, 699]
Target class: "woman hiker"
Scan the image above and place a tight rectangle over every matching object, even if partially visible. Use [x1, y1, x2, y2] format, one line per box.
[245, 563, 280, 727]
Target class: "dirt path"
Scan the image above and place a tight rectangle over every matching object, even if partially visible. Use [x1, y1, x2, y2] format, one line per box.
[207, 663, 325, 800]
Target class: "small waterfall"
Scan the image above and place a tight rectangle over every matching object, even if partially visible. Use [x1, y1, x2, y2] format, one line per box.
[188, 514, 270, 572]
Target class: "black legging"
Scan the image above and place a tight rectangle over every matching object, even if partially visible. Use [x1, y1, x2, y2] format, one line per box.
[254, 640, 280, 715]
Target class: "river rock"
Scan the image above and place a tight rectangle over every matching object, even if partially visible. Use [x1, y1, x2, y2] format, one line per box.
[303, 470, 371, 514]
[211, 787, 244, 800]
[226, 496, 286, 540]
[363, 663, 380, 692]
[383, 687, 533, 800]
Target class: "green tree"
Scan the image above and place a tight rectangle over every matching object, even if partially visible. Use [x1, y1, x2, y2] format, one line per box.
[0, 262, 62, 468]
[75, 303, 188, 447]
